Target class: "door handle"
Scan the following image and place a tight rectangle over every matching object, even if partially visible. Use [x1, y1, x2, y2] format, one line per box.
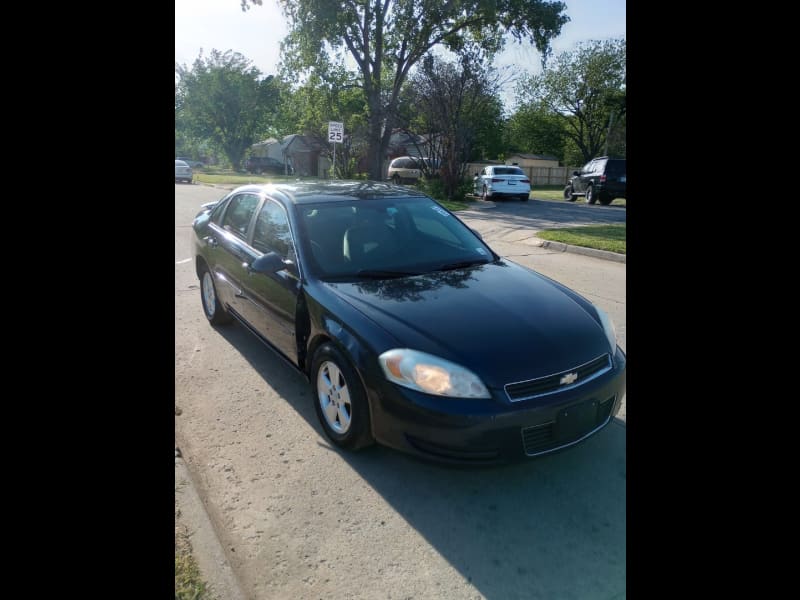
[206, 236, 219, 248]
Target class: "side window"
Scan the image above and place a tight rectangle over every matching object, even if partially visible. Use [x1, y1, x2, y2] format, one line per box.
[252, 199, 294, 257]
[583, 161, 594, 174]
[221, 194, 260, 239]
[209, 198, 229, 224]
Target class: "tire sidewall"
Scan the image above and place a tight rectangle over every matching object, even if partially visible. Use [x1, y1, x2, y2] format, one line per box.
[310, 343, 373, 450]
[586, 185, 596, 204]
[200, 266, 230, 325]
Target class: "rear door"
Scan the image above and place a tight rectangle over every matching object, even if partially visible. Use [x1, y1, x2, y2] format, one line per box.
[207, 193, 261, 315]
[575, 160, 595, 193]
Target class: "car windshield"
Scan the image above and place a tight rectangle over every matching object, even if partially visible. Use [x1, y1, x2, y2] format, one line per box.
[296, 197, 495, 279]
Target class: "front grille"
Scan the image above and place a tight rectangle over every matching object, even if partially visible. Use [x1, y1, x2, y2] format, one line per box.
[505, 354, 612, 402]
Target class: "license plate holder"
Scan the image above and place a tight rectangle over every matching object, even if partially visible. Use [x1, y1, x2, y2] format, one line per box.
[555, 400, 598, 440]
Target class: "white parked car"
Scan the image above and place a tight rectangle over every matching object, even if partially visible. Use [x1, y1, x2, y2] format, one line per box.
[175, 160, 193, 184]
[474, 165, 530, 201]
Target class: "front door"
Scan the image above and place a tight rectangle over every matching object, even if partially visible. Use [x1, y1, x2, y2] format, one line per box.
[238, 198, 300, 363]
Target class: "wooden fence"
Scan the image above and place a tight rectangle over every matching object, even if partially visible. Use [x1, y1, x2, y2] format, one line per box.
[464, 163, 580, 186]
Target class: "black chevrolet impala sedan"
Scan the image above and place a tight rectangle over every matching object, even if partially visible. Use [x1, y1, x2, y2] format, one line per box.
[191, 181, 626, 464]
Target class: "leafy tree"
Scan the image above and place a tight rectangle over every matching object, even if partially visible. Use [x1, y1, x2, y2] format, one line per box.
[175, 50, 278, 170]
[515, 38, 626, 164]
[400, 54, 505, 199]
[506, 99, 566, 158]
[278, 71, 370, 178]
[241, 0, 569, 180]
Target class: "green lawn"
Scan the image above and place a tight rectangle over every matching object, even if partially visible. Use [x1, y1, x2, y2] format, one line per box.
[537, 224, 626, 254]
[195, 172, 298, 185]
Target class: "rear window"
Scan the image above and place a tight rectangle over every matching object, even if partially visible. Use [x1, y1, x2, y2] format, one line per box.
[605, 160, 626, 176]
[494, 167, 524, 176]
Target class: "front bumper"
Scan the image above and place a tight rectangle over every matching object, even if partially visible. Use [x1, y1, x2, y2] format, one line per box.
[368, 347, 626, 464]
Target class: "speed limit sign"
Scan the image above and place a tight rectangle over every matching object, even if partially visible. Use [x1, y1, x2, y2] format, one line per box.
[328, 121, 344, 143]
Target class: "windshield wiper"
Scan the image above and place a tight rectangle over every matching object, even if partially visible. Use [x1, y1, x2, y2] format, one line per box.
[356, 269, 420, 279]
[435, 259, 489, 272]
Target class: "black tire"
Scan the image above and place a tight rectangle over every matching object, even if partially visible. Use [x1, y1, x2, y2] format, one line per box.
[311, 343, 374, 450]
[585, 185, 597, 205]
[598, 194, 613, 206]
[520, 194, 529, 202]
[199, 264, 232, 326]
[392, 174, 401, 185]
[482, 185, 491, 201]
[564, 185, 577, 201]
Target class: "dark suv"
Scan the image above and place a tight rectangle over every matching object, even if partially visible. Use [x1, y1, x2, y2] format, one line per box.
[245, 156, 293, 175]
[564, 157, 626, 205]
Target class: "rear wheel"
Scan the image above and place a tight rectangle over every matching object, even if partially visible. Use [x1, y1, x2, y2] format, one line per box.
[585, 185, 597, 205]
[564, 185, 577, 201]
[520, 194, 529, 201]
[598, 194, 613, 206]
[311, 343, 373, 450]
[200, 265, 232, 326]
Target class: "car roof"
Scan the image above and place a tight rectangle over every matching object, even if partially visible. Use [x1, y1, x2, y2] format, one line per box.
[227, 181, 429, 205]
[175, 160, 189, 165]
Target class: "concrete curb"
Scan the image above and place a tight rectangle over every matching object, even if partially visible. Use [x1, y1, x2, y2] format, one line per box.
[535, 238, 626, 264]
[175, 453, 248, 600]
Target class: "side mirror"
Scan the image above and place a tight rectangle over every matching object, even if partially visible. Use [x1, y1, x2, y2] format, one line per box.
[572, 170, 580, 176]
[249, 252, 287, 274]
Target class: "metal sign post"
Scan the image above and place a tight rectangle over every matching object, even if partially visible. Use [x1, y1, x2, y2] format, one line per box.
[328, 121, 343, 179]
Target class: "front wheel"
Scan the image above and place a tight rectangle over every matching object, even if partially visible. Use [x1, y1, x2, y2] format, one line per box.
[482, 185, 491, 201]
[392, 174, 401, 185]
[311, 343, 373, 450]
[585, 185, 597, 205]
[564, 185, 577, 201]
[200, 265, 232, 325]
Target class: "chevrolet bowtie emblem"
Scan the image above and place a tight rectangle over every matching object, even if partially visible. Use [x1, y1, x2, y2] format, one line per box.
[560, 372, 578, 385]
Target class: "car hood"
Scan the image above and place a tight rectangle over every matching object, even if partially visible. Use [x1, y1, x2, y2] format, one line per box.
[323, 261, 612, 388]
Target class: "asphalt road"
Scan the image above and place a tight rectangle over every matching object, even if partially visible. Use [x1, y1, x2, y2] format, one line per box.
[175, 183, 627, 600]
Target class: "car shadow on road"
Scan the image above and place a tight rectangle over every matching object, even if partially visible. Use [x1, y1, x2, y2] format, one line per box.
[215, 322, 626, 600]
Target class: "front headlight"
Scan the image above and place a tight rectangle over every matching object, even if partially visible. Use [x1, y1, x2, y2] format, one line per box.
[378, 349, 490, 399]
[596, 307, 618, 353]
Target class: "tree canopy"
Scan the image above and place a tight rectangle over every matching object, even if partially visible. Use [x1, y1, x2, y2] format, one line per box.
[515, 38, 626, 164]
[401, 54, 505, 198]
[242, 0, 568, 179]
[175, 50, 279, 169]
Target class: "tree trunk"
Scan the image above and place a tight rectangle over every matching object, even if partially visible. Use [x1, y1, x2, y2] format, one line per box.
[367, 109, 384, 181]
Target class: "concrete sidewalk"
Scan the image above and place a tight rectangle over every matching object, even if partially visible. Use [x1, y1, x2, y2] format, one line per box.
[176, 450, 247, 600]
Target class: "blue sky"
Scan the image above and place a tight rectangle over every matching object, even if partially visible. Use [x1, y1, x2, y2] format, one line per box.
[175, 0, 625, 109]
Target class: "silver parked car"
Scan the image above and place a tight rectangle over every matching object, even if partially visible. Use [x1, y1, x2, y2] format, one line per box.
[175, 160, 193, 184]
[474, 165, 531, 201]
